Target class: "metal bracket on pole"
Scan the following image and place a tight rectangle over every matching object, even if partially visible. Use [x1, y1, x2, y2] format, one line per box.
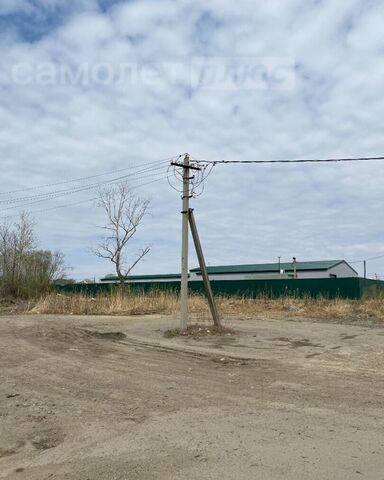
[188, 208, 222, 329]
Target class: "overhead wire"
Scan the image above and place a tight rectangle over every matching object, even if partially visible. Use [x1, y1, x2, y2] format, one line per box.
[0, 156, 178, 197]
[365, 253, 384, 262]
[2, 198, 97, 220]
[0, 162, 169, 207]
[0, 169, 168, 213]
[167, 159, 215, 197]
[2, 174, 169, 219]
[193, 155, 384, 165]
[0, 162, 169, 205]
[349, 253, 384, 264]
[185, 154, 384, 268]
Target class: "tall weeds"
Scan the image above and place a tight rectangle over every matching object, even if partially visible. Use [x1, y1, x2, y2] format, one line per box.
[31, 291, 384, 323]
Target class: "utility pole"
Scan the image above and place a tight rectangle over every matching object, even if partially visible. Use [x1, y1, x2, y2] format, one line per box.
[293, 257, 297, 279]
[171, 153, 201, 330]
[170, 155, 204, 330]
[364, 260, 367, 279]
[180, 154, 190, 330]
[189, 208, 221, 328]
[278, 256, 281, 273]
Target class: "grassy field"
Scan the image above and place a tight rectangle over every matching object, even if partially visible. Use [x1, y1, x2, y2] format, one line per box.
[30, 290, 384, 324]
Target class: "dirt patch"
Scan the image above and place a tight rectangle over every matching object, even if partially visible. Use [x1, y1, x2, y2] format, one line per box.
[341, 334, 358, 340]
[290, 338, 323, 348]
[272, 337, 323, 348]
[306, 352, 322, 358]
[30, 432, 64, 451]
[164, 324, 235, 338]
[80, 329, 126, 341]
[0, 441, 27, 459]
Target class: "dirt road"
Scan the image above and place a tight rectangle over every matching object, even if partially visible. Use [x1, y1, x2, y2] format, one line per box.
[1, 314, 384, 479]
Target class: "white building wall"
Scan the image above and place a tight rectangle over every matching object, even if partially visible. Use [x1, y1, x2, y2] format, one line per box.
[295, 263, 356, 279]
[296, 271, 331, 279]
[193, 271, 321, 281]
[328, 262, 358, 278]
[190, 272, 290, 281]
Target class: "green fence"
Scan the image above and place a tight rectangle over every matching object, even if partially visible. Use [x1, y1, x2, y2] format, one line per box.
[56, 277, 384, 299]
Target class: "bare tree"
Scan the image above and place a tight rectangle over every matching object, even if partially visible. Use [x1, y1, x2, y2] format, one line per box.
[0, 213, 36, 295]
[0, 213, 67, 298]
[94, 183, 150, 285]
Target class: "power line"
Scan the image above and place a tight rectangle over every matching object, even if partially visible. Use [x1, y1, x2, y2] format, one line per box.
[0, 163, 169, 207]
[0, 169, 168, 213]
[366, 253, 384, 262]
[0, 156, 178, 197]
[1, 198, 97, 220]
[2, 174, 169, 219]
[0, 162, 169, 204]
[167, 161, 215, 197]
[350, 255, 384, 263]
[349, 253, 384, 264]
[177, 154, 384, 271]
[194, 155, 384, 165]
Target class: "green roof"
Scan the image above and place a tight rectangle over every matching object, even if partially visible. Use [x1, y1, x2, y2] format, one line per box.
[191, 260, 351, 275]
[100, 273, 180, 282]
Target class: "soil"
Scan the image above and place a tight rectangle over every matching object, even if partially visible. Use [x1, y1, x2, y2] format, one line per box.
[0, 314, 384, 479]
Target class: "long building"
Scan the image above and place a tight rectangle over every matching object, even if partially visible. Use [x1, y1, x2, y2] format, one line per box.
[100, 260, 358, 283]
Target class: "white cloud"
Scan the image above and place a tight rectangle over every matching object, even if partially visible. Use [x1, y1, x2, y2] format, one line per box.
[0, 0, 384, 280]
[56, 12, 116, 51]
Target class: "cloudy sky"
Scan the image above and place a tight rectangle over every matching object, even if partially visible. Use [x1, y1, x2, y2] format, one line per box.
[1, 0, 384, 280]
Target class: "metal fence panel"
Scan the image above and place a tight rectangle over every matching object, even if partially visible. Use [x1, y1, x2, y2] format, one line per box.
[56, 277, 384, 299]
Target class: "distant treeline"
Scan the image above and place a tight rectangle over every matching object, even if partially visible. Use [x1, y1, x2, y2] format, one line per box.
[0, 214, 67, 299]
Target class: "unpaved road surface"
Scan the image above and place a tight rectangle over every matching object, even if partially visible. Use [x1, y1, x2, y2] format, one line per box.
[1, 314, 384, 480]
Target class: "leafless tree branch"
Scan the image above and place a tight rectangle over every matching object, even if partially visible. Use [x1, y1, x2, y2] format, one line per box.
[94, 182, 150, 285]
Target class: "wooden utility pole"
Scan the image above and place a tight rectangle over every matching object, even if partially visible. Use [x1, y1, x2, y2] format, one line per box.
[364, 260, 367, 279]
[180, 154, 190, 330]
[170, 155, 208, 330]
[189, 208, 221, 328]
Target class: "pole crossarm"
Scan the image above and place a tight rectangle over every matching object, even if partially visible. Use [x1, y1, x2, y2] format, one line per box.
[170, 162, 202, 171]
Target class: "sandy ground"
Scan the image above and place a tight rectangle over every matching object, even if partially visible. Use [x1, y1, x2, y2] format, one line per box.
[1, 314, 384, 480]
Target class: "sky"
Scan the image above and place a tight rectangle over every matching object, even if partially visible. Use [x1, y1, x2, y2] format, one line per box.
[0, 0, 384, 280]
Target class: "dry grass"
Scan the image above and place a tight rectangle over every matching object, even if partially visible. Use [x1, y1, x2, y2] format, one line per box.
[219, 295, 384, 323]
[0, 298, 33, 316]
[31, 291, 384, 324]
[32, 290, 181, 316]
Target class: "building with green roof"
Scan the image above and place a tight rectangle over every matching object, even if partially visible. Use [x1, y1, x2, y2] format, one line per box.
[100, 260, 358, 284]
[190, 260, 358, 280]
